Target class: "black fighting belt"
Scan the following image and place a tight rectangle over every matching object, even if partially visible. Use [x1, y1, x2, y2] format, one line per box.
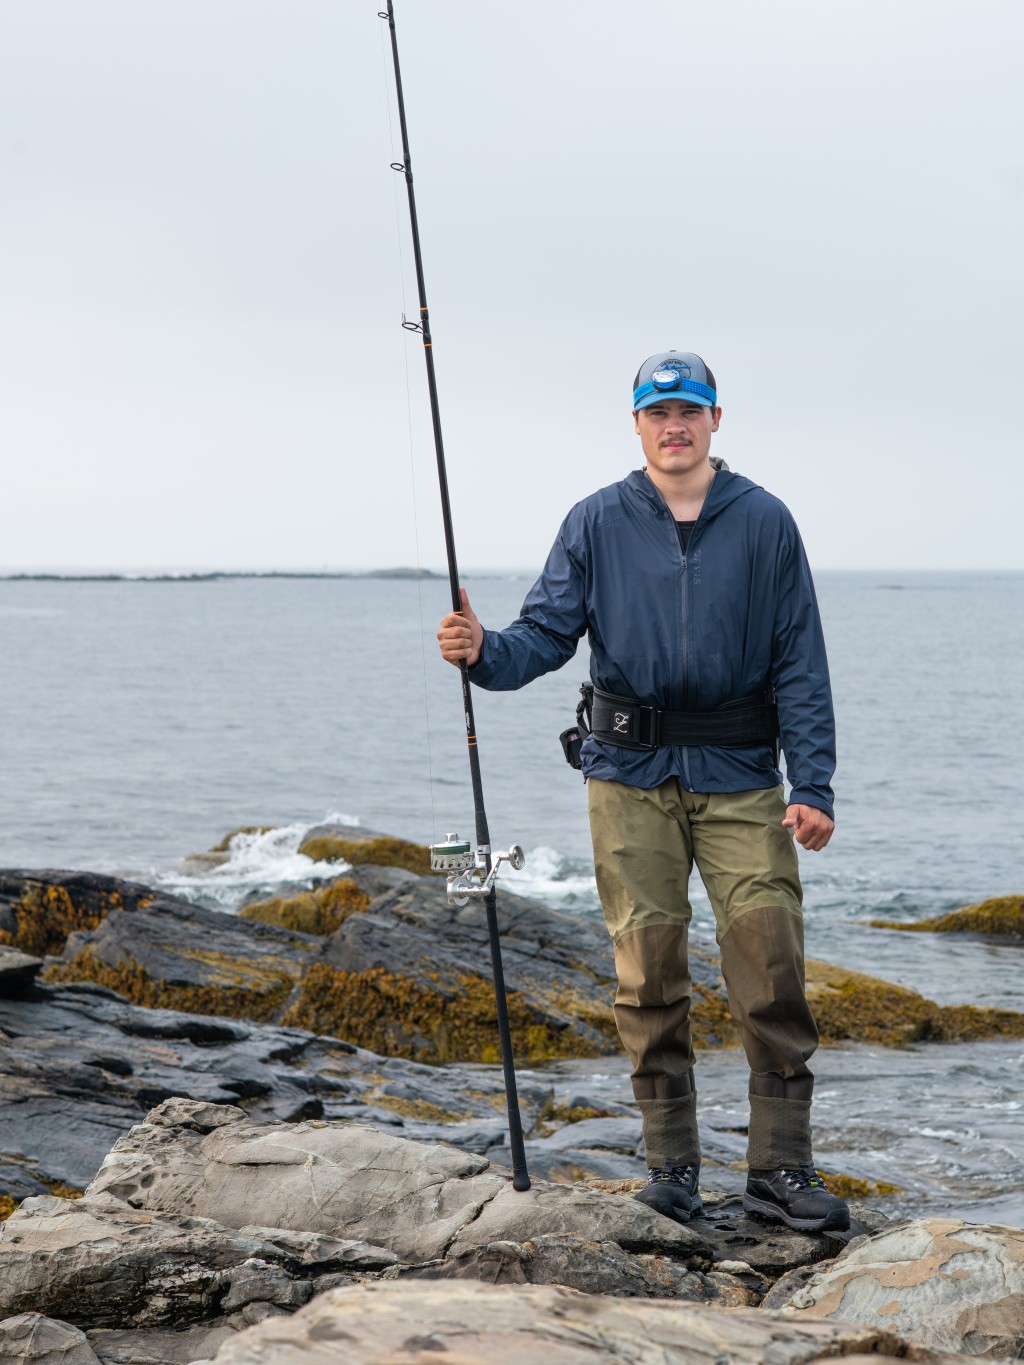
[588, 685, 779, 752]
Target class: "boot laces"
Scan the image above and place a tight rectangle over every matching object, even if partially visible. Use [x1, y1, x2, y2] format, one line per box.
[781, 1168, 827, 1191]
[647, 1164, 698, 1188]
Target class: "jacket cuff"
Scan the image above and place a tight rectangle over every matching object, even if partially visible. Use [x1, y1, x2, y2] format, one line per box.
[466, 632, 494, 685]
[787, 790, 835, 824]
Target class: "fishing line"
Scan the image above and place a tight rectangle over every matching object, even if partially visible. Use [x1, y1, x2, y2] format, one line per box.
[378, 0, 531, 1191]
[378, 11, 439, 846]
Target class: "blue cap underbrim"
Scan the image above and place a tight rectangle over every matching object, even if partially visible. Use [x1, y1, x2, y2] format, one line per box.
[633, 391, 714, 412]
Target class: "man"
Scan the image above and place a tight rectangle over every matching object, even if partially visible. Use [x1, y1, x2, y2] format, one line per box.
[437, 351, 848, 1233]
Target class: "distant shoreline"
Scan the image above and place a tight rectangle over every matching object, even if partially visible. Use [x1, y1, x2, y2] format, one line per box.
[0, 568, 1018, 584]
[0, 568, 446, 584]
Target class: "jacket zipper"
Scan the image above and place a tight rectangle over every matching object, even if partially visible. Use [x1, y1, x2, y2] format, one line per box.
[679, 522, 693, 791]
[643, 469, 715, 792]
[676, 482, 714, 792]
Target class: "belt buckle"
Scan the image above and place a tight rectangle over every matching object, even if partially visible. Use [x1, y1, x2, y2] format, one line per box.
[635, 703, 660, 749]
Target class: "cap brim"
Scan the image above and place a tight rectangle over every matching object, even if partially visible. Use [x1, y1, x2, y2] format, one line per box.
[633, 391, 714, 412]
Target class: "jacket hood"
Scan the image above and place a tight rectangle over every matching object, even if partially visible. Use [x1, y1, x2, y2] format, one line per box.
[625, 466, 760, 524]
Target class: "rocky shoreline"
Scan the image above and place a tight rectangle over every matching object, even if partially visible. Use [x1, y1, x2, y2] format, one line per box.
[2, 829, 1023, 1362]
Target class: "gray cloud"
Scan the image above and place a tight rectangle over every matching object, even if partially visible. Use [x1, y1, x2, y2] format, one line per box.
[1, 0, 1020, 571]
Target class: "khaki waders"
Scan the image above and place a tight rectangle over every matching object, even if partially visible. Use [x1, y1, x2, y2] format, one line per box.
[588, 777, 819, 1171]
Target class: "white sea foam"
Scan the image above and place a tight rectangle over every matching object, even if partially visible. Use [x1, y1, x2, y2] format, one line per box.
[510, 844, 599, 913]
[156, 817, 362, 910]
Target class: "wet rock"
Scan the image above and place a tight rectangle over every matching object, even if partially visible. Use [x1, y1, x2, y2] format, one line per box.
[47, 897, 322, 1023]
[0, 945, 42, 997]
[296, 828, 431, 874]
[200, 1278, 923, 1364]
[532, 1115, 642, 1155]
[695, 1190, 877, 1275]
[869, 894, 1024, 938]
[237, 865, 414, 936]
[0, 980, 518, 1199]
[805, 959, 1024, 1046]
[774, 1217, 1024, 1359]
[509, 1113, 645, 1183]
[0, 1313, 103, 1363]
[0, 870, 161, 958]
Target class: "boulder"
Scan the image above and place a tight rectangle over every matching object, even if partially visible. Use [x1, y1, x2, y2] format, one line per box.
[200, 1279, 925, 1364]
[84, 1100, 713, 1270]
[774, 1217, 1024, 1358]
[0, 1313, 102, 1364]
[85, 1103, 508, 1264]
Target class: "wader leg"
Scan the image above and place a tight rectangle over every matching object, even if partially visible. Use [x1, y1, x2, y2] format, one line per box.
[614, 923, 701, 1168]
[588, 778, 700, 1166]
[718, 905, 818, 1168]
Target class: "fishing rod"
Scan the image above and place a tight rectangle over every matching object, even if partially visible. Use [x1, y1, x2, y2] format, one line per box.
[379, 1, 530, 1193]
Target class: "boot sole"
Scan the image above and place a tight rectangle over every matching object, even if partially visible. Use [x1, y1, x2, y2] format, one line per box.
[742, 1192, 849, 1233]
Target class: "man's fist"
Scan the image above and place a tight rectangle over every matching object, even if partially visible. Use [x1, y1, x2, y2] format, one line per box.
[437, 587, 483, 667]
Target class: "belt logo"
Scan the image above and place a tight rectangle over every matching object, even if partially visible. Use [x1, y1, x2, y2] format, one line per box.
[613, 711, 629, 733]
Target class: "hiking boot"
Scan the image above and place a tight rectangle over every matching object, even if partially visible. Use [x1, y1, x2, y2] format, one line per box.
[634, 1163, 702, 1223]
[743, 1168, 850, 1233]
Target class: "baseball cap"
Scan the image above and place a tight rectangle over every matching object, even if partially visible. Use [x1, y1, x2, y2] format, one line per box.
[632, 351, 717, 412]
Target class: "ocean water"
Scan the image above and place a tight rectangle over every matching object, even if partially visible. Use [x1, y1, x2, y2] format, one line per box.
[1, 571, 1020, 1000]
[1, 570, 1022, 1213]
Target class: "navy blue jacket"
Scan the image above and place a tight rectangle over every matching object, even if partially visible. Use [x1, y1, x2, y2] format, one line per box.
[469, 467, 836, 820]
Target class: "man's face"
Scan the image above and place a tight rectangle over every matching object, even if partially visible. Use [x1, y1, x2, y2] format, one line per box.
[634, 399, 721, 477]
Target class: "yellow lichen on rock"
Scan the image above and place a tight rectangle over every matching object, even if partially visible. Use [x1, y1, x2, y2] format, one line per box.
[1, 883, 122, 957]
[805, 959, 1024, 1046]
[239, 880, 372, 935]
[44, 948, 294, 1023]
[869, 894, 1024, 936]
[816, 1171, 901, 1200]
[298, 835, 432, 876]
[282, 962, 611, 1064]
[366, 1094, 466, 1124]
[690, 983, 740, 1048]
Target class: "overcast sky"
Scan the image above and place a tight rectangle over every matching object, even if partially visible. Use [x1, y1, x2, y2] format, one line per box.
[1, 1, 1021, 573]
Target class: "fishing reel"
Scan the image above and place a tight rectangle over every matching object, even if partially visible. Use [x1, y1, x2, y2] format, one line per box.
[429, 832, 526, 907]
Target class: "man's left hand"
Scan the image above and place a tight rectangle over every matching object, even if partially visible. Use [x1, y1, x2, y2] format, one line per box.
[783, 804, 834, 851]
